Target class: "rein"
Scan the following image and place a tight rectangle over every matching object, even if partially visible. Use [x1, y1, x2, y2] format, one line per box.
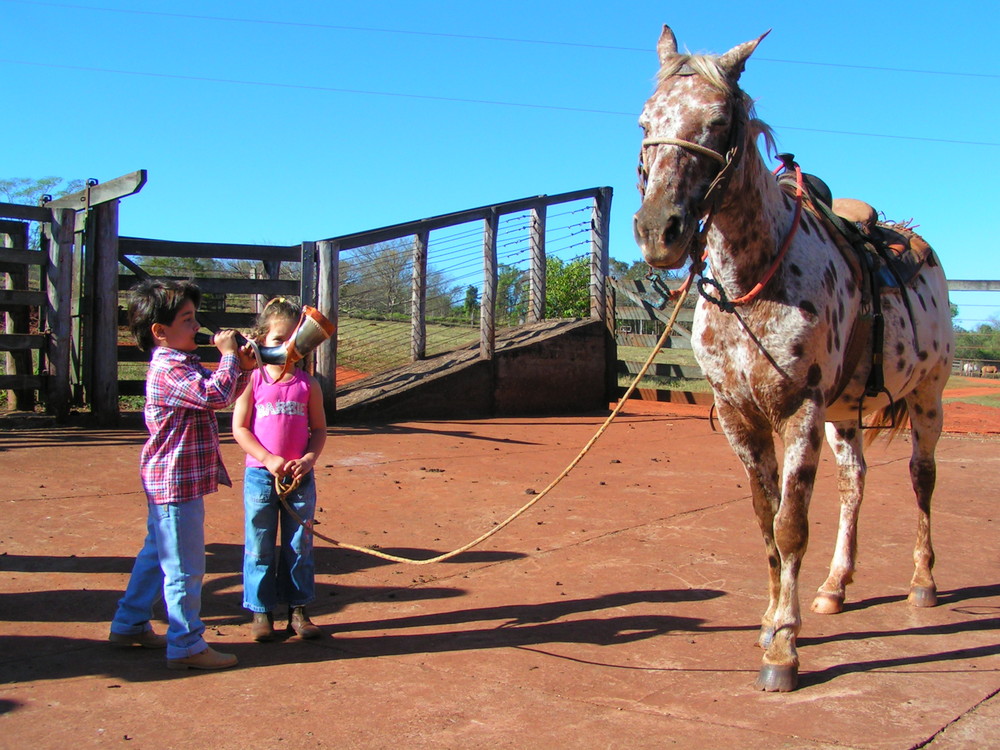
[270, 282, 694, 566]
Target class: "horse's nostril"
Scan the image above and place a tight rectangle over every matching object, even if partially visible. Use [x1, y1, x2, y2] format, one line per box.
[661, 215, 681, 246]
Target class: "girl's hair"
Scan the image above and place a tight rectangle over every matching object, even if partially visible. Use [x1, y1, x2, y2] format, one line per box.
[127, 278, 202, 353]
[251, 297, 301, 342]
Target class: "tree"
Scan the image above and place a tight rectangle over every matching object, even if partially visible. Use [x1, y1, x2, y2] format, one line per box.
[545, 256, 590, 318]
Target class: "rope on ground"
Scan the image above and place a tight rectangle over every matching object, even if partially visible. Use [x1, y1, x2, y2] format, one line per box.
[276, 279, 692, 565]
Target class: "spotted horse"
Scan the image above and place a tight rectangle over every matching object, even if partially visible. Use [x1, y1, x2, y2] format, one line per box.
[633, 25, 954, 691]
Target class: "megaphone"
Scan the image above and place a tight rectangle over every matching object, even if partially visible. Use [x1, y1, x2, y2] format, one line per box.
[196, 305, 335, 381]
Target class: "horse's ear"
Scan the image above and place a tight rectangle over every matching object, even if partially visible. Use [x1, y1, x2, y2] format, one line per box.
[718, 29, 771, 81]
[657, 25, 679, 64]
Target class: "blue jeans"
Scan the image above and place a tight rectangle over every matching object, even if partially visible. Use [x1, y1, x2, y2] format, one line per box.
[111, 498, 208, 660]
[242, 467, 316, 613]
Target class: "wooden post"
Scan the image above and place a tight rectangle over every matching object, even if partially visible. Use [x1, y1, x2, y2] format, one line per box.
[528, 202, 546, 323]
[480, 208, 498, 360]
[90, 200, 121, 426]
[590, 187, 612, 321]
[315, 240, 339, 418]
[44, 208, 75, 420]
[261, 259, 281, 311]
[411, 230, 428, 361]
[2, 221, 33, 410]
[299, 241, 317, 309]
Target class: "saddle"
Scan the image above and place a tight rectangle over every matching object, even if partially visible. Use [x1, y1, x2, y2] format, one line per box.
[775, 155, 935, 418]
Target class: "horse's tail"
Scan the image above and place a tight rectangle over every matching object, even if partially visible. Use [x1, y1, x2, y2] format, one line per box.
[863, 399, 910, 446]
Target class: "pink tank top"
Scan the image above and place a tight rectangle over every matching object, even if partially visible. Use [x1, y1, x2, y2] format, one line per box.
[245, 368, 311, 468]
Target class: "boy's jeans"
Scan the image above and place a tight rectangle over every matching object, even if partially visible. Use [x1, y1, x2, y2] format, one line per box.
[111, 498, 208, 660]
[242, 467, 316, 613]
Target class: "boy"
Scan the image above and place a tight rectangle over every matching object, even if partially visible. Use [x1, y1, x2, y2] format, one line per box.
[109, 278, 256, 669]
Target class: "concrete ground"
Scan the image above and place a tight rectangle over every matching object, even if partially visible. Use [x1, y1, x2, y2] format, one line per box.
[1, 403, 998, 749]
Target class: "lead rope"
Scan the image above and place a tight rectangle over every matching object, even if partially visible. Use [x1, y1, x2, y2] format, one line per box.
[273, 279, 693, 566]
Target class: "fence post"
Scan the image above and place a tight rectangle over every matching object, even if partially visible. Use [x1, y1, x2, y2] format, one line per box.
[411, 230, 428, 361]
[480, 208, 498, 360]
[44, 208, 75, 420]
[90, 200, 120, 425]
[2, 221, 33, 410]
[299, 241, 317, 308]
[316, 240, 339, 418]
[528, 202, 546, 323]
[590, 187, 612, 321]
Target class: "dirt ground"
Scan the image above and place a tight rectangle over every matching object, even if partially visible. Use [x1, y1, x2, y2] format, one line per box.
[1, 387, 998, 749]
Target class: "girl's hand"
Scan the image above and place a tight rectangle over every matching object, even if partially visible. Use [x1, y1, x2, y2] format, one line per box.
[287, 456, 315, 480]
[264, 453, 288, 478]
[236, 342, 258, 371]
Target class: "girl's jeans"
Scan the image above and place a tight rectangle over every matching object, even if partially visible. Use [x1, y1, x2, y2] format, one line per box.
[242, 467, 316, 613]
[111, 498, 208, 660]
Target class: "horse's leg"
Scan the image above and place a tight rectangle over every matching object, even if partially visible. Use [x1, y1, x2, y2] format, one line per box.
[904, 377, 946, 607]
[812, 421, 866, 614]
[752, 404, 824, 692]
[714, 402, 782, 647]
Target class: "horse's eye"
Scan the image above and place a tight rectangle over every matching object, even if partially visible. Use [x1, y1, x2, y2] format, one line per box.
[710, 117, 728, 128]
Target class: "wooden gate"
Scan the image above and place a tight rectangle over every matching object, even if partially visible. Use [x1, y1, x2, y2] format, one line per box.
[1, 171, 147, 421]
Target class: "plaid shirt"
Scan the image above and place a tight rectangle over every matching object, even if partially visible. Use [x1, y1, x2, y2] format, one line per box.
[140, 347, 251, 504]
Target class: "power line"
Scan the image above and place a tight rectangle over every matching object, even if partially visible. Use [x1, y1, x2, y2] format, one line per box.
[3, 0, 997, 80]
[2, 57, 998, 147]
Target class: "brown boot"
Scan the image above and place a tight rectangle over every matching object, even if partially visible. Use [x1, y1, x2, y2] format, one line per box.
[288, 606, 321, 639]
[250, 611, 274, 642]
[167, 646, 238, 671]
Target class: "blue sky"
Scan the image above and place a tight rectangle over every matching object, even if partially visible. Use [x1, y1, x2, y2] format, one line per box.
[2, 0, 998, 326]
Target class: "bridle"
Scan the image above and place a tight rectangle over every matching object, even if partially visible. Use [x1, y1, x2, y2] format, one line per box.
[636, 102, 804, 311]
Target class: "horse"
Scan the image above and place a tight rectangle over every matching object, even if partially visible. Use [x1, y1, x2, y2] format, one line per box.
[962, 362, 978, 376]
[633, 25, 954, 691]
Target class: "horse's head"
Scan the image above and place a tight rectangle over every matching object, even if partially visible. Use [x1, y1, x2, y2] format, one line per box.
[633, 26, 769, 269]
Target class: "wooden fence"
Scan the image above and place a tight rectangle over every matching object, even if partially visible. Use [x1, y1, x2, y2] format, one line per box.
[612, 275, 1000, 403]
[1, 173, 612, 424]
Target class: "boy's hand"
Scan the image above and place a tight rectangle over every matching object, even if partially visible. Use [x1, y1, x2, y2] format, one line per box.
[214, 329, 239, 355]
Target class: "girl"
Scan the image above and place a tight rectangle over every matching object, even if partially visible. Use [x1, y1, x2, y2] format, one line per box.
[232, 298, 327, 641]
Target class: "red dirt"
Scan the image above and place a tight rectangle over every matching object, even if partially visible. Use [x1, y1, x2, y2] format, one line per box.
[1, 397, 998, 747]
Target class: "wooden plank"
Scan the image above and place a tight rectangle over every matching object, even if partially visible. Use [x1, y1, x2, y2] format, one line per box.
[120, 236, 300, 262]
[117, 308, 255, 330]
[616, 386, 714, 406]
[589, 187, 612, 321]
[0, 202, 50, 222]
[44, 208, 75, 419]
[0, 289, 47, 308]
[299, 241, 316, 308]
[117, 275, 299, 296]
[0, 248, 46, 266]
[322, 187, 605, 252]
[90, 201, 120, 425]
[480, 208, 498, 360]
[43, 170, 147, 209]
[410, 230, 428, 361]
[615, 305, 696, 324]
[617, 360, 705, 380]
[117, 379, 146, 397]
[0, 333, 46, 350]
[0, 374, 44, 390]
[315, 240, 340, 416]
[528, 202, 546, 323]
[948, 279, 1000, 292]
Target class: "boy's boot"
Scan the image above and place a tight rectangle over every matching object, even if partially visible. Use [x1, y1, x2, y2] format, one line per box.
[250, 611, 275, 642]
[288, 606, 321, 639]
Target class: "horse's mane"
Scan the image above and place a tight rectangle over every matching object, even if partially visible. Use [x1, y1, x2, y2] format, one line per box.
[657, 53, 776, 158]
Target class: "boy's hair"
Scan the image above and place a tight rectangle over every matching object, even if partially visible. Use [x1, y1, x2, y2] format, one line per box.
[250, 297, 301, 342]
[128, 278, 202, 353]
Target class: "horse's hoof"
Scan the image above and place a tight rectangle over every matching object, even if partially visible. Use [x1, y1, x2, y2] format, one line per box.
[811, 593, 844, 615]
[908, 585, 937, 608]
[755, 663, 798, 692]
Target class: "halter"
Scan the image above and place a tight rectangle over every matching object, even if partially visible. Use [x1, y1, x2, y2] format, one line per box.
[637, 111, 805, 310]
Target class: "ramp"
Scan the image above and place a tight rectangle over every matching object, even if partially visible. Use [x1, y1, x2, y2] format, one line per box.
[334, 318, 614, 422]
